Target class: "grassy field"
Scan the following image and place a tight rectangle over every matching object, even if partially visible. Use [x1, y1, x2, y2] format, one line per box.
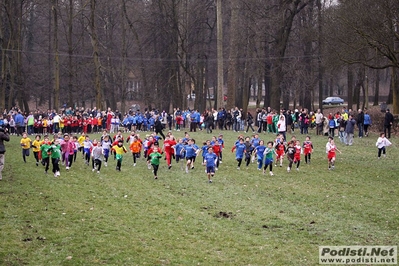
[0, 128, 398, 265]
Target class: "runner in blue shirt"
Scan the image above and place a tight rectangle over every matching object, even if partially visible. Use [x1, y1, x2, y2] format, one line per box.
[203, 147, 218, 183]
[231, 138, 246, 170]
[174, 138, 185, 170]
[254, 140, 266, 170]
[181, 139, 198, 173]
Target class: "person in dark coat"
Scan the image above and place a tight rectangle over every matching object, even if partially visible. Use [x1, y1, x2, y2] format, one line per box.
[384, 108, 394, 139]
[345, 115, 356, 146]
[356, 109, 364, 138]
[154, 116, 166, 140]
[0, 126, 10, 180]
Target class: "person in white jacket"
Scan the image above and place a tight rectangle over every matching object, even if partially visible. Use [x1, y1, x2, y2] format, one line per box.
[277, 115, 287, 141]
[376, 132, 392, 159]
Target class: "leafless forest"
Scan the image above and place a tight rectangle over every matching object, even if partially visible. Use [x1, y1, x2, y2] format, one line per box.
[0, 0, 398, 114]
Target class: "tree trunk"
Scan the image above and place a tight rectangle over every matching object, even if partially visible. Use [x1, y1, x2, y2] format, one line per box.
[122, 0, 150, 108]
[89, 0, 103, 110]
[269, 1, 308, 111]
[120, 0, 127, 115]
[0, 0, 6, 110]
[216, 0, 224, 109]
[52, 0, 60, 111]
[347, 66, 353, 109]
[373, 69, 379, 106]
[317, 0, 324, 112]
[67, 0, 74, 107]
[391, 67, 399, 114]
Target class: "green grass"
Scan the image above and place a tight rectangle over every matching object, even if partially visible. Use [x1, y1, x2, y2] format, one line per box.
[1, 129, 398, 265]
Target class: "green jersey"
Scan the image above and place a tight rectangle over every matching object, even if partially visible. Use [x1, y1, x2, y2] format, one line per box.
[41, 143, 51, 159]
[149, 152, 162, 165]
[264, 147, 275, 160]
[50, 144, 61, 159]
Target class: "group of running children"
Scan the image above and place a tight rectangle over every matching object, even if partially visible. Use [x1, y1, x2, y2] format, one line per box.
[19, 127, 386, 182]
[20, 125, 391, 183]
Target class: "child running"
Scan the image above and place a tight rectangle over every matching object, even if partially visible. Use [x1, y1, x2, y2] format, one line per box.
[174, 138, 185, 170]
[83, 135, 93, 165]
[129, 135, 142, 166]
[285, 141, 296, 173]
[274, 135, 285, 167]
[40, 137, 51, 174]
[244, 137, 255, 169]
[101, 135, 112, 167]
[32, 135, 43, 166]
[231, 138, 246, 170]
[203, 146, 218, 183]
[254, 140, 266, 170]
[263, 141, 276, 176]
[91, 139, 103, 173]
[303, 136, 313, 164]
[326, 137, 341, 170]
[111, 140, 127, 171]
[20, 132, 32, 163]
[294, 140, 302, 171]
[60, 134, 75, 170]
[181, 139, 198, 173]
[163, 135, 176, 169]
[148, 146, 162, 179]
[49, 139, 62, 177]
[376, 132, 392, 159]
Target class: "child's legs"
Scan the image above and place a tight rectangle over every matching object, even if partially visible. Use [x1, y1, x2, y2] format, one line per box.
[152, 164, 159, 176]
[22, 149, 29, 162]
[288, 158, 293, 168]
[237, 158, 242, 167]
[68, 154, 73, 167]
[52, 158, 60, 173]
[245, 156, 250, 166]
[132, 153, 137, 164]
[34, 151, 39, 162]
[117, 159, 122, 169]
[257, 158, 263, 169]
[96, 159, 102, 171]
[44, 158, 50, 172]
[378, 147, 384, 157]
[296, 160, 300, 168]
[166, 152, 172, 165]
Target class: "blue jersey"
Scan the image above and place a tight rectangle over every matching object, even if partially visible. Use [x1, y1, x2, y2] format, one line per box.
[183, 144, 197, 158]
[204, 153, 217, 167]
[175, 143, 184, 156]
[251, 137, 260, 147]
[234, 143, 246, 159]
[218, 138, 224, 147]
[255, 145, 266, 160]
[201, 145, 209, 157]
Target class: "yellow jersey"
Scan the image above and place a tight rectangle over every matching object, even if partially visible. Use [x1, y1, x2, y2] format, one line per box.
[20, 137, 32, 149]
[112, 145, 127, 155]
[32, 140, 43, 152]
[77, 135, 86, 146]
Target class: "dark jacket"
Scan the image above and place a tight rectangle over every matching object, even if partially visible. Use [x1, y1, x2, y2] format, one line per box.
[384, 111, 394, 126]
[0, 130, 10, 154]
[154, 119, 163, 132]
[357, 111, 364, 124]
[345, 118, 356, 134]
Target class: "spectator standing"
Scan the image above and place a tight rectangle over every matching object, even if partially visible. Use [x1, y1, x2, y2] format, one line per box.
[315, 109, 324, 135]
[0, 127, 10, 180]
[363, 110, 371, 137]
[356, 109, 364, 138]
[345, 115, 356, 146]
[14, 111, 25, 136]
[384, 108, 394, 139]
